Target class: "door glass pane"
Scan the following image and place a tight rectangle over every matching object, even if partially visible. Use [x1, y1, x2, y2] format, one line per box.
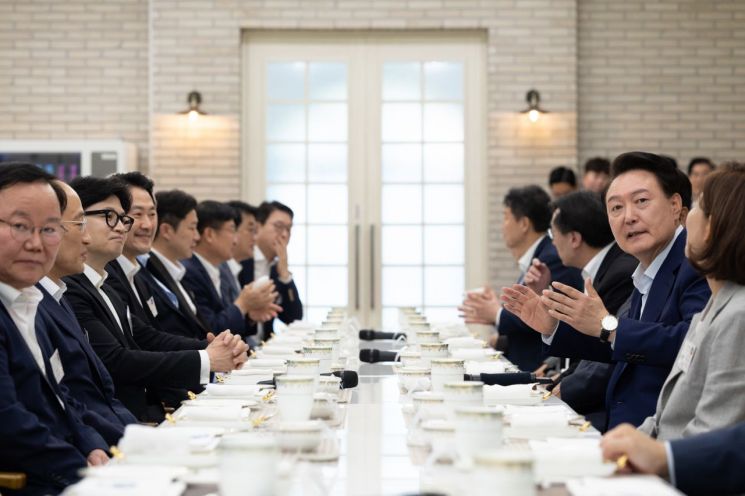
[307, 266, 347, 306]
[423, 103, 463, 142]
[309, 63, 347, 100]
[424, 225, 464, 265]
[266, 184, 306, 223]
[382, 144, 421, 183]
[266, 104, 305, 141]
[424, 62, 463, 100]
[382, 266, 422, 306]
[266, 144, 305, 182]
[382, 226, 422, 265]
[309, 103, 347, 142]
[308, 184, 347, 224]
[308, 144, 346, 183]
[383, 62, 420, 100]
[382, 103, 422, 142]
[267, 62, 305, 100]
[424, 266, 464, 306]
[307, 225, 348, 265]
[288, 225, 306, 265]
[424, 185, 463, 224]
[381, 185, 422, 224]
[423, 143, 463, 183]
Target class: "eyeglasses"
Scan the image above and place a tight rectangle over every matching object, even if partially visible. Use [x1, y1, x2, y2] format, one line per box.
[0, 217, 64, 245]
[61, 218, 87, 233]
[272, 221, 293, 234]
[84, 209, 135, 232]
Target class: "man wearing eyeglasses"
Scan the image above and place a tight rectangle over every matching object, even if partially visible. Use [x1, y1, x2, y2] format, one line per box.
[0, 163, 109, 495]
[62, 177, 248, 422]
[240, 200, 303, 340]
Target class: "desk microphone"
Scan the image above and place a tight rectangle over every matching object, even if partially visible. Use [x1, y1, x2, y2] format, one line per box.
[464, 372, 554, 386]
[359, 330, 407, 341]
[359, 349, 400, 363]
[257, 370, 359, 389]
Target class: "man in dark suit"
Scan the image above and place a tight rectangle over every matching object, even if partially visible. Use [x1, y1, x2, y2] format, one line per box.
[460, 185, 584, 371]
[502, 152, 710, 429]
[602, 422, 745, 496]
[182, 200, 279, 340]
[37, 180, 136, 446]
[146, 189, 212, 339]
[62, 176, 248, 421]
[518, 191, 637, 430]
[0, 163, 109, 495]
[241, 201, 304, 340]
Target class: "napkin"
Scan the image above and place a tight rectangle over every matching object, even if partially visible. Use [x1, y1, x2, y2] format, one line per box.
[450, 348, 500, 362]
[483, 384, 543, 406]
[246, 358, 287, 368]
[509, 412, 569, 429]
[224, 373, 273, 385]
[530, 439, 615, 483]
[464, 360, 507, 375]
[566, 475, 683, 496]
[63, 478, 185, 496]
[177, 406, 247, 422]
[118, 425, 221, 455]
[204, 384, 264, 397]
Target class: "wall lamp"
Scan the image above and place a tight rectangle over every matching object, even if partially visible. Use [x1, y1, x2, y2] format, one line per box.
[180, 91, 207, 123]
[521, 89, 548, 123]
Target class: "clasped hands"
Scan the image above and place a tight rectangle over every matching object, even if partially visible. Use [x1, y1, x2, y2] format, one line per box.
[205, 330, 249, 371]
[235, 279, 282, 323]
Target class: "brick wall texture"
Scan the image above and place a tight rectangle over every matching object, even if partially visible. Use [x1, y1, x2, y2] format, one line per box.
[1, 0, 744, 288]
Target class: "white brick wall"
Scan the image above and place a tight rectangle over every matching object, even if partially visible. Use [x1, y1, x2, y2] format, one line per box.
[1, 0, 744, 288]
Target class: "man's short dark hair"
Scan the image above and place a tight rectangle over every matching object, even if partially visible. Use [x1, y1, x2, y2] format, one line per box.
[155, 189, 197, 235]
[111, 171, 155, 202]
[0, 162, 66, 212]
[255, 200, 294, 225]
[584, 157, 610, 175]
[674, 168, 692, 210]
[196, 200, 236, 235]
[69, 176, 131, 212]
[504, 185, 552, 232]
[610, 151, 682, 200]
[226, 200, 257, 227]
[687, 156, 715, 175]
[548, 166, 577, 187]
[552, 191, 614, 248]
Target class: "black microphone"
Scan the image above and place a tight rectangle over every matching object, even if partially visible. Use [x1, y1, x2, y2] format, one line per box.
[257, 370, 359, 389]
[464, 372, 553, 386]
[359, 329, 407, 341]
[359, 349, 401, 363]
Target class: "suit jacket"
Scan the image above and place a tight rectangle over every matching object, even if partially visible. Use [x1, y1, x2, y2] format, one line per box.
[143, 253, 211, 339]
[63, 271, 204, 421]
[239, 258, 304, 336]
[558, 243, 637, 431]
[547, 231, 711, 429]
[638, 281, 745, 441]
[36, 284, 136, 444]
[671, 421, 745, 495]
[182, 254, 247, 335]
[498, 235, 584, 371]
[105, 259, 159, 328]
[0, 304, 107, 494]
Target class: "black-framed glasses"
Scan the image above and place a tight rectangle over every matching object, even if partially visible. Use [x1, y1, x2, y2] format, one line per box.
[61, 218, 87, 233]
[84, 209, 135, 232]
[0, 217, 64, 245]
[272, 221, 292, 234]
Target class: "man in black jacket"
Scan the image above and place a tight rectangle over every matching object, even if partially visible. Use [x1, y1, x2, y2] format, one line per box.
[63, 176, 248, 421]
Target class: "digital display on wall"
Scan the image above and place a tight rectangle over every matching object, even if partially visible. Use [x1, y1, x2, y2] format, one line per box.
[0, 152, 82, 181]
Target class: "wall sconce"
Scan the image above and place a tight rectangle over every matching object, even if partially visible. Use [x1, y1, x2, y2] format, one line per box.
[180, 91, 207, 123]
[521, 89, 548, 123]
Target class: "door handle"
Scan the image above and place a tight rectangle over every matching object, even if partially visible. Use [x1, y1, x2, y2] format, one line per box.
[370, 224, 375, 310]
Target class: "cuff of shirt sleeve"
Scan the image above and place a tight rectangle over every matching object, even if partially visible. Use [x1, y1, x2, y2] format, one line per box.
[198, 350, 211, 384]
[541, 321, 561, 346]
[495, 307, 502, 327]
[278, 272, 293, 285]
[665, 441, 676, 487]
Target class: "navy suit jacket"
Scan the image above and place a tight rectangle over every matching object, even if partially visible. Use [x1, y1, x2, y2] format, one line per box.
[36, 284, 136, 445]
[498, 235, 584, 371]
[143, 254, 211, 339]
[63, 272, 204, 421]
[239, 258, 303, 336]
[559, 243, 637, 431]
[671, 421, 745, 495]
[547, 231, 711, 429]
[182, 255, 246, 335]
[0, 302, 107, 494]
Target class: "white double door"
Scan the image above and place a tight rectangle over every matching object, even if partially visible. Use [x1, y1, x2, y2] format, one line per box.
[243, 32, 486, 329]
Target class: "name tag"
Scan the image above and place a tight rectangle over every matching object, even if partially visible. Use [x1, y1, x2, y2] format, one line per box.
[677, 340, 697, 374]
[146, 296, 158, 317]
[50, 349, 65, 384]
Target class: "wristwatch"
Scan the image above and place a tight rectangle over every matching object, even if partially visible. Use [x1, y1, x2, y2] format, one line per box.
[599, 314, 618, 343]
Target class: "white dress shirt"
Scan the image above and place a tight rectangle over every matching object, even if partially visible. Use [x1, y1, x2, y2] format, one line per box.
[582, 243, 614, 284]
[227, 258, 243, 290]
[150, 249, 197, 315]
[39, 276, 67, 304]
[631, 225, 684, 317]
[0, 281, 48, 377]
[254, 246, 293, 284]
[83, 264, 124, 334]
[194, 252, 222, 298]
[496, 235, 546, 328]
[116, 255, 142, 307]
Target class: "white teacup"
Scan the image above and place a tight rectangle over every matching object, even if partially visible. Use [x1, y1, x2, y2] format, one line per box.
[443, 381, 484, 419]
[275, 375, 315, 421]
[313, 336, 341, 361]
[393, 365, 431, 394]
[412, 391, 447, 422]
[310, 392, 338, 420]
[399, 350, 423, 367]
[454, 406, 504, 462]
[415, 330, 441, 344]
[419, 343, 449, 367]
[472, 450, 535, 496]
[421, 419, 456, 459]
[218, 434, 278, 496]
[430, 358, 466, 392]
[303, 345, 333, 373]
[316, 375, 342, 395]
[275, 420, 326, 452]
[285, 357, 321, 377]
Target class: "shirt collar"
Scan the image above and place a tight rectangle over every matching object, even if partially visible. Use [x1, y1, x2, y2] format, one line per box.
[194, 251, 221, 285]
[0, 281, 43, 309]
[39, 276, 67, 303]
[254, 246, 277, 267]
[150, 249, 187, 282]
[116, 254, 140, 281]
[582, 243, 615, 283]
[632, 225, 684, 295]
[518, 236, 545, 274]
[83, 263, 108, 290]
[227, 259, 243, 278]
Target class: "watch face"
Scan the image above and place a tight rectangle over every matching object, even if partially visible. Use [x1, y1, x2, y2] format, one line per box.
[602, 315, 618, 331]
